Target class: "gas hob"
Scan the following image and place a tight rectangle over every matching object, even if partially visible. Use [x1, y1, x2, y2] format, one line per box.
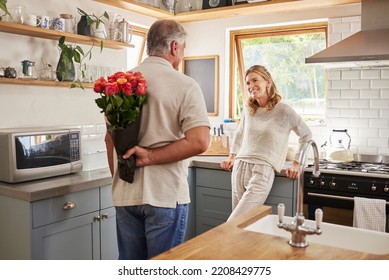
[306, 160, 389, 179]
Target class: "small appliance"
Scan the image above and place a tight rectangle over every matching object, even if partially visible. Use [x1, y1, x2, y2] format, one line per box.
[0, 127, 82, 183]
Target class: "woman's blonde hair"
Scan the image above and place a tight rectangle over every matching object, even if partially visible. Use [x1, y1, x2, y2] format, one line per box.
[245, 65, 282, 115]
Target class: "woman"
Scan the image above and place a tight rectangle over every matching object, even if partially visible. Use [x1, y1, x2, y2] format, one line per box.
[220, 65, 312, 221]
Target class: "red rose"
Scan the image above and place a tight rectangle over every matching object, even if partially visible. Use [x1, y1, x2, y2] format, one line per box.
[122, 83, 134, 95]
[136, 82, 147, 95]
[93, 77, 107, 93]
[105, 82, 120, 96]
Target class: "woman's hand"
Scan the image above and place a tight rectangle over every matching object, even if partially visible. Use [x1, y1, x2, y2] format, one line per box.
[220, 154, 235, 172]
[285, 160, 299, 179]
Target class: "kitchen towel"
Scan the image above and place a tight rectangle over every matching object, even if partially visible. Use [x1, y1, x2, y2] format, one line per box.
[353, 196, 386, 232]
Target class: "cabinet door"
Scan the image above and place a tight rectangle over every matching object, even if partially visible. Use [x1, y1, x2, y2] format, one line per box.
[32, 211, 100, 260]
[100, 207, 118, 260]
[268, 176, 297, 216]
[185, 167, 196, 241]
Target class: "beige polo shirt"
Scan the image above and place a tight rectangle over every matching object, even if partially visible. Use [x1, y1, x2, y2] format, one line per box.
[111, 57, 210, 208]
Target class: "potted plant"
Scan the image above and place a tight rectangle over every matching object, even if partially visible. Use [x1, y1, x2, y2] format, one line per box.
[0, 0, 10, 21]
[77, 7, 109, 38]
[56, 36, 100, 89]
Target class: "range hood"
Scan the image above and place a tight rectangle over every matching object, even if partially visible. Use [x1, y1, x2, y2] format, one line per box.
[306, 0, 389, 68]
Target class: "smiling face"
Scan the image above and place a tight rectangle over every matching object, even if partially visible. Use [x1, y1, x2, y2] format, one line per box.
[245, 71, 271, 107]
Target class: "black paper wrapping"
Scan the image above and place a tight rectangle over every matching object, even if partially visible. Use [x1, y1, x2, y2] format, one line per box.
[108, 111, 142, 184]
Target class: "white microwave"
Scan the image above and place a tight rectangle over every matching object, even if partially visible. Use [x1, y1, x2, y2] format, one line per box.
[0, 127, 82, 183]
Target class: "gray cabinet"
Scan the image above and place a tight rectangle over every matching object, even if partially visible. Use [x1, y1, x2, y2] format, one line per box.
[185, 167, 196, 241]
[194, 168, 297, 235]
[0, 185, 118, 260]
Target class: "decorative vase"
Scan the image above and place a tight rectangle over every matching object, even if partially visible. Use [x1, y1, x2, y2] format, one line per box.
[77, 15, 91, 36]
[91, 22, 107, 39]
[56, 54, 75, 82]
[108, 111, 142, 184]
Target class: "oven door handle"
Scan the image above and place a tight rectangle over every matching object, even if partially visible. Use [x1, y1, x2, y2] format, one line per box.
[307, 192, 389, 205]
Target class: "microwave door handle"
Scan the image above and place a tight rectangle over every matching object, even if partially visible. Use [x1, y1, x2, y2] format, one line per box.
[307, 192, 389, 205]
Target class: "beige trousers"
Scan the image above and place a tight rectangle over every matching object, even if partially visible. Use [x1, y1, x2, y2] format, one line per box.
[227, 160, 275, 221]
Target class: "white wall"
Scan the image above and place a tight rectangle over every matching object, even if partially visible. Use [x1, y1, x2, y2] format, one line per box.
[3, 1, 387, 157]
[0, 0, 154, 130]
[182, 4, 389, 156]
[325, 17, 389, 156]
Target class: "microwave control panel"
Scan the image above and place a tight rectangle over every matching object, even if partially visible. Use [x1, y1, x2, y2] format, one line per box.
[70, 132, 81, 161]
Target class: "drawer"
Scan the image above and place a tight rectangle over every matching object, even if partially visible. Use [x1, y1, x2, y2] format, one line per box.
[196, 168, 231, 190]
[32, 188, 100, 228]
[196, 186, 232, 220]
[100, 184, 113, 209]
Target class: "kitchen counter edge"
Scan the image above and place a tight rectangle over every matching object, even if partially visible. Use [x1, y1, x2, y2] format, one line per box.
[0, 156, 291, 202]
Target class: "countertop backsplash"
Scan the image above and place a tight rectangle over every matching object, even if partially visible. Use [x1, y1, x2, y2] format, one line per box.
[81, 124, 109, 171]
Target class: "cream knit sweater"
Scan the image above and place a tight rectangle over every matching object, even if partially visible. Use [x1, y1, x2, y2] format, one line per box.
[231, 102, 312, 173]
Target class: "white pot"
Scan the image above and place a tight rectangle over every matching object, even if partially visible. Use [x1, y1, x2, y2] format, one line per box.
[91, 22, 107, 39]
[326, 148, 354, 162]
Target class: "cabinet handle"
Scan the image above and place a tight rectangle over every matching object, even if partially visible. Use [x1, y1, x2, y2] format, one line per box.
[62, 201, 76, 210]
[93, 215, 101, 222]
[101, 213, 109, 220]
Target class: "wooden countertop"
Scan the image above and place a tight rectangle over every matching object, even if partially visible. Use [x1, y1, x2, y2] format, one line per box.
[153, 205, 389, 260]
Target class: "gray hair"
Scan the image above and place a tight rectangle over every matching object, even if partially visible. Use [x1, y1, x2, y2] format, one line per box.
[146, 19, 187, 56]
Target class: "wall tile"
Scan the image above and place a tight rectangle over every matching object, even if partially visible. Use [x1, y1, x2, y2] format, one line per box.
[382, 69, 389, 79]
[359, 109, 380, 118]
[340, 108, 359, 118]
[368, 138, 388, 148]
[370, 99, 389, 108]
[342, 70, 360, 80]
[350, 79, 370, 89]
[359, 128, 379, 138]
[349, 118, 368, 128]
[361, 69, 381, 79]
[360, 89, 380, 99]
[327, 70, 341, 80]
[350, 99, 369, 108]
[371, 79, 389, 88]
[340, 89, 359, 99]
[331, 80, 351, 89]
[381, 89, 389, 98]
[369, 118, 389, 128]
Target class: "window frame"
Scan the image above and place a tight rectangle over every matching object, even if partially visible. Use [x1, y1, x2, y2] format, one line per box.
[229, 22, 328, 118]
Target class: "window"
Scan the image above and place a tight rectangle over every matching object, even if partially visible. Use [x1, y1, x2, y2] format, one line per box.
[127, 25, 148, 68]
[229, 22, 327, 124]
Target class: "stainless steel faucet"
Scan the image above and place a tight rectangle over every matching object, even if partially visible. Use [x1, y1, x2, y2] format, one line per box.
[277, 139, 323, 248]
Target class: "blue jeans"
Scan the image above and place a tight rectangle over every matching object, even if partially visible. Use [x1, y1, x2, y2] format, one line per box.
[115, 204, 188, 260]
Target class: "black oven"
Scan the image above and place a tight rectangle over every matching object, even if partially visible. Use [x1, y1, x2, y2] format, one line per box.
[303, 161, 389, 231]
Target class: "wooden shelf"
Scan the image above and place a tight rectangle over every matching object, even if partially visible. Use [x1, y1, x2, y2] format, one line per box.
[93, 0, 360, 23]
[0, 21, 134, 49]
[0, 77, 93, 88]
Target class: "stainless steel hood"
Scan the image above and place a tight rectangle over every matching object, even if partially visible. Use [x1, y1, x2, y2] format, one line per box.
[306, 0, 389, 68]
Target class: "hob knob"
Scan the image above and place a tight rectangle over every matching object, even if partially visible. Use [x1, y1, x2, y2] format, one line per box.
[384, 186, 389, 193]
[371, 184, 377, 191]
[320, 180, 325, 187]
[309, 179, 315, 185]
[329, 180, 336, 188]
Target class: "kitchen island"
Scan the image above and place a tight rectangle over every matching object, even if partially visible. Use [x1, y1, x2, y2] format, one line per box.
[152, 205, 389, 260]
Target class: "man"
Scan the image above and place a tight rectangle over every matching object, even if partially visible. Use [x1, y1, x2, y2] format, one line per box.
[105, 19, 210, 260]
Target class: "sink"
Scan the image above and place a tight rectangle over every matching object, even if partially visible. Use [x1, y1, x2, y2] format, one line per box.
[244, 214, 389, 255]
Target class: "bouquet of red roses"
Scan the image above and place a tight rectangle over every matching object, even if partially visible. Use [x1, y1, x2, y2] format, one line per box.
[93, 71, 147, 183]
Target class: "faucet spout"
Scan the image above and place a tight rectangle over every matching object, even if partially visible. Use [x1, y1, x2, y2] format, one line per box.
[297, 140, 320, 215]
[277, 139, 322, 248]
